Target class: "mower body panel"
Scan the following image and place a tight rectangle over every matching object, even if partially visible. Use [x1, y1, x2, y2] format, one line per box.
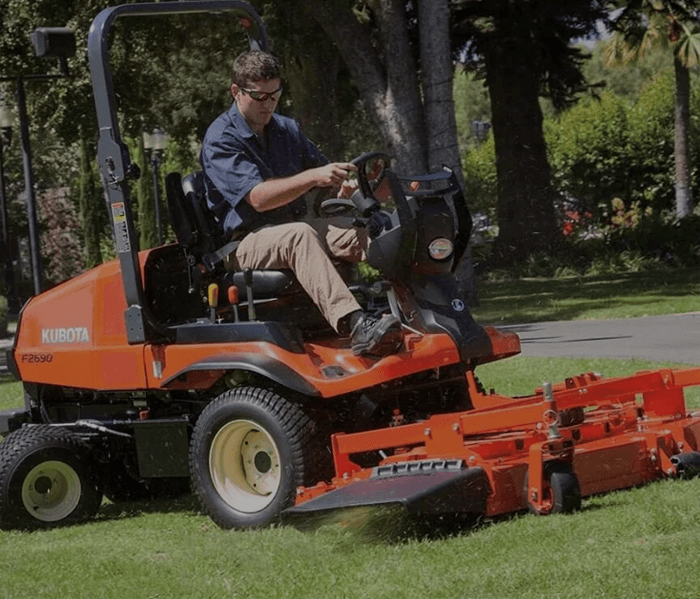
[12, 258, 148, 390]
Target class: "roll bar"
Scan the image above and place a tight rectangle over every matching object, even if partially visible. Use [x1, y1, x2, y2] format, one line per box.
[87, 1, 268, 344]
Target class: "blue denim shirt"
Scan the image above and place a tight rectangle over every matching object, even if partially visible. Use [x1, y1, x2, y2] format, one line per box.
[200, 103, 327, 237]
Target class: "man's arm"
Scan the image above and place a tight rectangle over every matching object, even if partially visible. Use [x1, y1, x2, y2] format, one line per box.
[246, 162, 356, 212]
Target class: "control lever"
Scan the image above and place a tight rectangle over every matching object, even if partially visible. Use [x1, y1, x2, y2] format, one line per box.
[243, 268, 256, 320]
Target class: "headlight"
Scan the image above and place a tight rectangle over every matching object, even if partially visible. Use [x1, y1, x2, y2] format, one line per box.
[428, 238, 453, 260]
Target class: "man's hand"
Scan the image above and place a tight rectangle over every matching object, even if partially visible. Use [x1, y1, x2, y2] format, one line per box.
[339, 178, 358, 199]
[312, 162, 357, 188]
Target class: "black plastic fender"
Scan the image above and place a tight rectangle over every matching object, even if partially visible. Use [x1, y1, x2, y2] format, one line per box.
[162, 352, 321, 397]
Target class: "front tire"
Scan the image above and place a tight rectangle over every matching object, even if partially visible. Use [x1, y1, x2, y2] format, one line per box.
[0, 425, 103, 529]
[525, 461, 581, 515]
[189, 387, 328, 529]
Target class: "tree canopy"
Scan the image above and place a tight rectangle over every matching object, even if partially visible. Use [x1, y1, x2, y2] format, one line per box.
[0, 0, 696, 292]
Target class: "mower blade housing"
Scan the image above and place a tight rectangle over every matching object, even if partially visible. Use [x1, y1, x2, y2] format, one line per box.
[284, 460, 488, 515]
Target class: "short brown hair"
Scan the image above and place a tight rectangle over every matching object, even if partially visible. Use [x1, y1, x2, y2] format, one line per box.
[231, 50, 281, 88]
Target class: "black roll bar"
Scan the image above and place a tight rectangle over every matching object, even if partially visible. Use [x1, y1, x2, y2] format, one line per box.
[87, 1, 268, 344]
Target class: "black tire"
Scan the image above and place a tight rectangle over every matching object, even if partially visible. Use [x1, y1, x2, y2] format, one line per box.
[670, 451, 700, 479]
[189, 387, 328, 529]
[0, 425, 103, 529]
[524, 461, 581, 515]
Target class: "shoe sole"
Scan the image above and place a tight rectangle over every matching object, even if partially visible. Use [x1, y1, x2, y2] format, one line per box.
[352, 318, 403, 357]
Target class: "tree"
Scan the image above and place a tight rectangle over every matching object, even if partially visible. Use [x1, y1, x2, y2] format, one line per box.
[604, 0, 700, 218]
[78, 135, 102, 268]
[451, 0, 609, 264]
[133, 137, 156, 251]
[290, 0, 426, 173]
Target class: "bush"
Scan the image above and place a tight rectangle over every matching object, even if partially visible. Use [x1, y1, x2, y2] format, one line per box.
[38, 187, 85, 285]
[461, 136, 497, 220]
[603, 212, 700, 268]
[546, 91, 633, 220]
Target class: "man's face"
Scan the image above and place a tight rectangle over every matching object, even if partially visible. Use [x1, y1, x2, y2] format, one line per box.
[231, 78, 283, 134]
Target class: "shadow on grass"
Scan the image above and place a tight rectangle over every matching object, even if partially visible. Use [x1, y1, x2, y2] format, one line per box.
[97, 493, 201, 522]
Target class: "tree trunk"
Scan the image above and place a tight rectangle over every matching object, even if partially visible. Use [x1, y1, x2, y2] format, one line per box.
[273, 5, 345, 161]
[136, 138, 156, 251]
[302, 0, 427, 172]
[484, 36, 561, 263]
[418, 0, 476, 304]
[418, 0, 459, 174]
[674, 54, 693, 219]
[79, 136, 102, 268]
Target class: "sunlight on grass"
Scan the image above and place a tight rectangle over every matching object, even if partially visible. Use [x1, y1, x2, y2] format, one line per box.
[1, 354, 700, 598]
[474, 267, 700, 324]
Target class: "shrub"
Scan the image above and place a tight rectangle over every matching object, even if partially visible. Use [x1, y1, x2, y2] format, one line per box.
[38, 187, 85, 285]
[461, 136, 497, 220]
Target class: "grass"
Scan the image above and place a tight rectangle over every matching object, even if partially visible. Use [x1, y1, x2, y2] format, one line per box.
[472, 266, 700, 325]
[1, 484, 700, 599]
[1, 354, 700, 598]
[1, 269, 700, 598]
[0, 374, 22, 412]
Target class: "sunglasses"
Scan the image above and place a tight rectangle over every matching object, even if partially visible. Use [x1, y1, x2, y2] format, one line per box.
[239, 86, 283, 102]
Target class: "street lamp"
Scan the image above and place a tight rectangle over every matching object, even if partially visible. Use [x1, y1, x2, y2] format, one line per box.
[0, 97, 18, 313]
[143, 129, 167, 245]
[0, 27, 76, 296]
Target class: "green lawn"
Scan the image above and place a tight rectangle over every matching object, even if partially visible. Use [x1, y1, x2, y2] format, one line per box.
[1, 355, 699, 599]
[2, 268, 700, 598]
[473, 267, 700, 325]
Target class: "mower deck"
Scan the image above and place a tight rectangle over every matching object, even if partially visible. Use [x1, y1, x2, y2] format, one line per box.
[291, 367, 700, 516]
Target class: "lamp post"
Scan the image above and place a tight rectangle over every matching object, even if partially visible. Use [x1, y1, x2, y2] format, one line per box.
[0, 28, 76, 296]
[143, 129, 167, 246]
[0, 98, 18, 313]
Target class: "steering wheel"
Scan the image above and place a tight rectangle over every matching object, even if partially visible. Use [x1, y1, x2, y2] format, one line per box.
[351, 152, 391, 210]
[315, 152, 392, 218]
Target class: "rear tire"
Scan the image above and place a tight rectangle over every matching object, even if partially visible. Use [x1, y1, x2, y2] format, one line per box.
[189, 387, 328, 529]
[0, 425, 103, 529]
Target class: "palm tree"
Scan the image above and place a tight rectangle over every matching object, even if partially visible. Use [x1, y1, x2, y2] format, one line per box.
[604, 0, 700, 219]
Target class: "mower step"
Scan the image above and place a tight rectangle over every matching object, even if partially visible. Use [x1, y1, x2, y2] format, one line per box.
[285, 462, 489, 516]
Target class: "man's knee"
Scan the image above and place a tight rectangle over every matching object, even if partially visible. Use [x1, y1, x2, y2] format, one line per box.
[285, 221, 322, 247]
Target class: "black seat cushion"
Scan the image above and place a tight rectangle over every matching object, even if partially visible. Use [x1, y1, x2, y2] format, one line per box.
[221, 269, 300, 301]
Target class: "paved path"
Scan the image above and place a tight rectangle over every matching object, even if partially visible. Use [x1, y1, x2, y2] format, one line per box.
[0, 337, 12, 375]
[500, 313, 700, 365]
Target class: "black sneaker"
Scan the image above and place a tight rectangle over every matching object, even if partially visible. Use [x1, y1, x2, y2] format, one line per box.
[350, 313, 402, 357]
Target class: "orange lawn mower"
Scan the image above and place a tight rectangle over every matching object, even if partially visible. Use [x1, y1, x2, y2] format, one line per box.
[1, 1, 699, 531]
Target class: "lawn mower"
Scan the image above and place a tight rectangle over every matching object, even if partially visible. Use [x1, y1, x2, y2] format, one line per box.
[1, 1, 700, 531]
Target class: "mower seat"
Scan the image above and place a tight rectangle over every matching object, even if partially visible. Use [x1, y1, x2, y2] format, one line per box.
[166, 171, 300, 300]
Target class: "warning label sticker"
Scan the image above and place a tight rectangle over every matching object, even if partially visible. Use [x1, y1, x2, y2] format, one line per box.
[111, 202, 131, 253]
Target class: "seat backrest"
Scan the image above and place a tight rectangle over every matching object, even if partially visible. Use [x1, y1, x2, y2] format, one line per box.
[165, 172, 198, 250]
[182, 172, 222, 254]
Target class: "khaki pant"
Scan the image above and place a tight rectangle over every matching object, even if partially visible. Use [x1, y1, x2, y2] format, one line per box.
[232, 218, 369, 331]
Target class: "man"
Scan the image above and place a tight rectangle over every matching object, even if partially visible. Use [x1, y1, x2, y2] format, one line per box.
[200, 50, 401, 357]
